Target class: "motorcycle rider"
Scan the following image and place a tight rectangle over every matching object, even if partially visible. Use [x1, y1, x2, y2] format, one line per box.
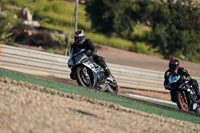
[69, 30, 111, 79]
[164, 58, 200, 102]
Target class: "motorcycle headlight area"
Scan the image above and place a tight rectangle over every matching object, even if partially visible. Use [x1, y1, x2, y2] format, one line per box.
[75, 54, 87, 64]
[67, 58, 74, 67]
[169, 75, 180, 83]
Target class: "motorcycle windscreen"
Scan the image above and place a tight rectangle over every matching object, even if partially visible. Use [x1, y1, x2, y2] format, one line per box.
[169, 74, 180, 84]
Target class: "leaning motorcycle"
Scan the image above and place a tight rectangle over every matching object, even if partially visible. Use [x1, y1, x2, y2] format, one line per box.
[167, 74, 200, 113]
[67, 49, 118, 94]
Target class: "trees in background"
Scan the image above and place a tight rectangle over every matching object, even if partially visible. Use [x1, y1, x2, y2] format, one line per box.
[148, 0, 200, 61]
[85, 0, 136, 38]
[86, 0, 200, 62]
[0, 3, 13, 43]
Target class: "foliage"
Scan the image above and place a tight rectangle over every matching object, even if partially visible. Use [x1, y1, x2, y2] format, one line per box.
[33, 0, 91, 31]
[146, 0, 200, 61]
[11, 24, 31, 43]
[85, 0, 200, 62]
[0, 4, 13, 43]
[12, 23, 69, 50]
[86, 32, 133, 50]
[85, 0, 136, 38]
[2, 0, 161, 57]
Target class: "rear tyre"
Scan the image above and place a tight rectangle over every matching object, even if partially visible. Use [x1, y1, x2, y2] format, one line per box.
[176, 91, 189, 111]
[75, 66, 93, 88]
[195, 100, 200, 113]
[195, 104, 200, 113]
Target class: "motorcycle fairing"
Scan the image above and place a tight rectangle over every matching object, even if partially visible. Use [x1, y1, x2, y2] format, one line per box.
[82, 61, 105, 88]
[169, 74, 180, 84]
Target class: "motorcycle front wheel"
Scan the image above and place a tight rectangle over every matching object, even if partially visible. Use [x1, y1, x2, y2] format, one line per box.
[176, 91, 189, 111]
[75, 66, 93, 88]
[176, 91, 200, 113]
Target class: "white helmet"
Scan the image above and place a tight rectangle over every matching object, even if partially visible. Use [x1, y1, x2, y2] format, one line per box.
[74, 30, 86, 45]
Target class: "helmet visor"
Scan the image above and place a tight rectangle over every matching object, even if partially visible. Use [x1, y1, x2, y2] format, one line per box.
[169, 63, 179, 70]
[169, 64, 177, 70]
[75, 36, 85, 44]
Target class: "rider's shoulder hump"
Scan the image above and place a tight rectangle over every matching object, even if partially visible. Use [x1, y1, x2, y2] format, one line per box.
[179, 67, 186, 71]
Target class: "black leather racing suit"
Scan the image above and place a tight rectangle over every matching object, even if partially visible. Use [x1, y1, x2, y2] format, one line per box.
[164, 67, 200, 102]
[70, 39, 110, 79]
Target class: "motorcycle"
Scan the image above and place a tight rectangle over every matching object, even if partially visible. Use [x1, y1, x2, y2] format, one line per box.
[167, 74, 200, 113]
[67, 49, 118, 94]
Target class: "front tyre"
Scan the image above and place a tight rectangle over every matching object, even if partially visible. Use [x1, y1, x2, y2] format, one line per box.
[75, 66, 93, 88]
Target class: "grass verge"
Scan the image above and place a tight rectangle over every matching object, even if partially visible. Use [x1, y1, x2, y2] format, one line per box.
[0, 67, 199, 124]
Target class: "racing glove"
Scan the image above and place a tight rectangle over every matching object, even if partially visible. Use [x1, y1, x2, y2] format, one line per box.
[86, 50, 91, 56]
[186, 76, 191, 81]
[86, 50, 96, 58]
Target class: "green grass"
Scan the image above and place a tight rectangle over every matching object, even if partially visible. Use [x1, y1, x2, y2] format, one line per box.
[0, 67, 199, 124]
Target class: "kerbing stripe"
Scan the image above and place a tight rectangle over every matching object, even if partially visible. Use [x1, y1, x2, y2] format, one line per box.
[0, 44, 2, 56]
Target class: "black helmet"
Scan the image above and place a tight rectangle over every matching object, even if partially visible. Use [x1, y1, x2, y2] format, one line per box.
[74, 30, 86, 45]
[169, 58, 179, 70]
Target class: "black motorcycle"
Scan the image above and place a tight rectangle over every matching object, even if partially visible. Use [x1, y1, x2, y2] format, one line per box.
[67, 49, 118, 94]
[167, 74, 200, 113]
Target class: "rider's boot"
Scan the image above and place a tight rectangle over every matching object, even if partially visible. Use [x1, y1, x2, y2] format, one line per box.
[170, 91, 176, 103]
[105, 67, 111, 78]
[196, 94, 200, 102]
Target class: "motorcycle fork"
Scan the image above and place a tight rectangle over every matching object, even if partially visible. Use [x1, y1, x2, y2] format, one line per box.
[181, 91, 188, 104]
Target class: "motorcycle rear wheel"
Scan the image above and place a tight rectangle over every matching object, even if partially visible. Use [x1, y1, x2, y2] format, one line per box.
[75, 66, 93, 88]
[106, 81, 118, 94]
[196, 103, 200, 113]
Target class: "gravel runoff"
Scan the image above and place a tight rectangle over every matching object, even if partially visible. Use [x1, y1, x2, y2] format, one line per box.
[0, 77, 200, 133]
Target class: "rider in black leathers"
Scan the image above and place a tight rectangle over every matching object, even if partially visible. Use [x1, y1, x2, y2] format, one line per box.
[69, 30, 111, 79]
[164, 58, 200, 102]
